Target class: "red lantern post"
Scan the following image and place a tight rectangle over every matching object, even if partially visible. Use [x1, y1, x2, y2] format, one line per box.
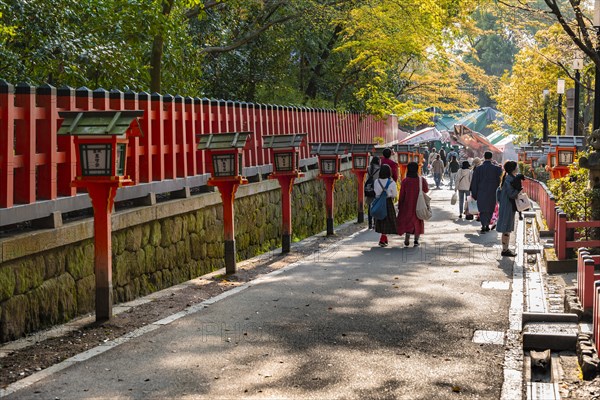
[198, 132, 252, 274]
[57, 110, 144, 322]
[310, 143, 350, 235]
[350, 144, 374, 224]
[394, 144, 412, 180]
[263, 134, 307, 253]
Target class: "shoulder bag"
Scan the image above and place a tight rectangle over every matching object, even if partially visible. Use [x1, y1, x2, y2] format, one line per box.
[515, 191, 531, 212]
[416, 177, 432, 221]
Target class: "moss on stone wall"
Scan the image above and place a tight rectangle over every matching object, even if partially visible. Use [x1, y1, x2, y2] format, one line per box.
[0, 172, 358, 342]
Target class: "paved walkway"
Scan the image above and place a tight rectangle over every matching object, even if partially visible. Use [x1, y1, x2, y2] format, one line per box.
[3, 183, 517, 399]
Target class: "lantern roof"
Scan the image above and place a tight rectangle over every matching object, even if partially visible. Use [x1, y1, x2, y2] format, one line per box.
[262, 133, 306, 149]
[309, 142, 350, 155]
[349, 144, 374, 154]
[197, 132, 252, 150]
[393, 144, 415, 153]
[547, 135, 585, 149]
[57, 110, 144, 137]
[525, 150, 543, 159]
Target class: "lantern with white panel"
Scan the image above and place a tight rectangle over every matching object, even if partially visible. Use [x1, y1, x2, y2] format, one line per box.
[197, 132, 252, 274]
[57, 110, 144, 322]
[394, 144, 413, 179]
[310, 142, 350, 235]
[263, 134, 307, 253]
[350, 143, 375, 224]
[546, 135, 585, 179]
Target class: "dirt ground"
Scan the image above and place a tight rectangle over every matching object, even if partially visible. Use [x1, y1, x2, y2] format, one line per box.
[0, 223, 365, 389]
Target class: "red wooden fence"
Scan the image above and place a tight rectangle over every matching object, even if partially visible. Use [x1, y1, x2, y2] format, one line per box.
[524, 178, 600, 260]
[0, 81, 397, 211]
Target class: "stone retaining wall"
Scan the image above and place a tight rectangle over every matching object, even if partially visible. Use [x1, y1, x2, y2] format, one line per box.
[0, 168, 359, 342]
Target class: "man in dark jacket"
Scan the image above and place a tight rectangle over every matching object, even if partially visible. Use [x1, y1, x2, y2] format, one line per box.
[470, 151, 502, 233]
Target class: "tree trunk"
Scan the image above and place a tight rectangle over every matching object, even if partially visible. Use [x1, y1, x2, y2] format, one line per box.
[149, 0, 175, 93]
[304, 25, 341, 100]
[150, 35, 164, 93]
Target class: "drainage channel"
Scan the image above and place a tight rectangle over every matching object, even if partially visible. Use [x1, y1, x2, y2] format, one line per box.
[521, 208, 578, 400]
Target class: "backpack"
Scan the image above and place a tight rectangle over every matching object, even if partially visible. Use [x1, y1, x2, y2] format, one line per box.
[449, 161, 460, 173]
[370, 179, 391, 220]
[364, 167, 380, 198]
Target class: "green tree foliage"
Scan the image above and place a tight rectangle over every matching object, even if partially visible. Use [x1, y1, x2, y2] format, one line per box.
[0, 0, 495, 118]
[548, 159, 593, 223]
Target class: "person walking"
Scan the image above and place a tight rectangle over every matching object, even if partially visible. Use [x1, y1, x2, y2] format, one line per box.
[431, 154, 444, 189]
[374, 164, 397, 247]
[455, 160, 472, 218]
[428, 148, 438, 175]
[396, 162, 429, 247]
[364, 156, 381, 229]
[422, 148, 430, 175]
[448, 155, 460, 190]
[380, 147, 399, 182]
[496, 161, 521, 256]
[471, 151, 502, 233]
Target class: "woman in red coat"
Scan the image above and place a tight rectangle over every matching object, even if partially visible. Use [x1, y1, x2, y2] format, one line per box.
[396, 162, 429, 247]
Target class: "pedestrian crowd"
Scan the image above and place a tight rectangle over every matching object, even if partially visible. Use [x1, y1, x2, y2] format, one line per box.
[364, 147, 528, 257]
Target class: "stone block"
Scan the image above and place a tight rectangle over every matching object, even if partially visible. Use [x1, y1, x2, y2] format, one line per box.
[113, 230, 126, 255]
[14, 257, 45, 295]
[144, 245, 157, 273]
[522, 321, 578, 351]
[44, 251, 66, 280]
[76, 275, 95, 314]
[0, 294, 29, 342]
[0, 265, 16, 302]
[581, 355, 599, 380]
[161, 219, 175, 247]
[141, 223, 151, 247]
[66, 245, 93, 281]
[124, 226, 143, 252]
[149, 221, 162, 247]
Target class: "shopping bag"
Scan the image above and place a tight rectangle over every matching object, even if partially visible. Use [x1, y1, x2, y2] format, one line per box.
[416, 178, 432, 221]
[450, 191, 457, 205]
[370, 179, 391, 220]
[515, 192, 531, 212]
[467, 196, 479, 214]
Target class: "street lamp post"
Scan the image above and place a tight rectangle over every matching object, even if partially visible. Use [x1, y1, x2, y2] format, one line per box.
[557, 79, 565, 136]
[573, 56, 583, 136]
[543, 89, 549, 142]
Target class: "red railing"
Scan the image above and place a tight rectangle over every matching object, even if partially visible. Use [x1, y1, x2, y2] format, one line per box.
[0, 82, 397, 211]
[523, 178, 556, 232]
[524, 178, 600, 260]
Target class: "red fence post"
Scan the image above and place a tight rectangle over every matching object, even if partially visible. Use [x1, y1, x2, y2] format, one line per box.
[163, 94, 176, 179]
[0, 80, 14, 208]
[151, 93, 165, 181]
[56, 86, 77, 197]
[556, 210, 567, 260]
[184, 97, 197, 177]
[578, 248, 589, 303]
[93, 88, 109, 110]
[583, 256, 596, 309]
[14, 83, 36, 204]
[137, 92, 152, 183]
[174, 95, 187, 178]
[122, 90, 141, 185]
[36, 84, 58, 201]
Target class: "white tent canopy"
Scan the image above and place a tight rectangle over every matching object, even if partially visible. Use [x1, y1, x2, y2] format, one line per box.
[398, 127, 443, 145]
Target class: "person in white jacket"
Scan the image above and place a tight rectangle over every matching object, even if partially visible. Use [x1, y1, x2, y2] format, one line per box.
[455, 160, 473, 218]
[373, 164, 398, 247]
